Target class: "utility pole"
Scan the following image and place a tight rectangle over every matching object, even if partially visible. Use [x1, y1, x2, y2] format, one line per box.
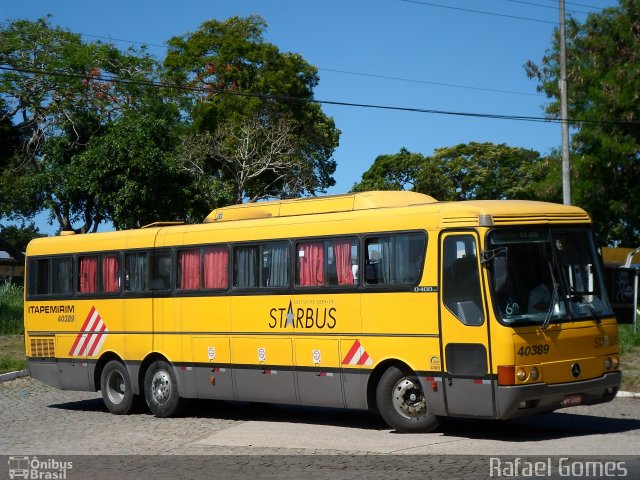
[559, 0, 571, 205]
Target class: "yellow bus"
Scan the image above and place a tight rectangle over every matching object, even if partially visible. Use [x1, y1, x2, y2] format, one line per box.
[24, 191, 621, 432]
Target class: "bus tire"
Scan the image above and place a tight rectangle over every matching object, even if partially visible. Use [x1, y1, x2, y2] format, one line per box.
[100, 360, 137, 415]
[376, 365, 439, 433]
[144, 360, 184, 418]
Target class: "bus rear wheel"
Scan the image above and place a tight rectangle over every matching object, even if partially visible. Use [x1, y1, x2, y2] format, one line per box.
[376, 365, 439, 433]
[144, 360, 184, 418]
[100, 360, 139, 415]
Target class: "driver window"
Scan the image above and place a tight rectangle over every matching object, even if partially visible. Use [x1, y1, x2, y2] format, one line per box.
[443, 235, 484, 326]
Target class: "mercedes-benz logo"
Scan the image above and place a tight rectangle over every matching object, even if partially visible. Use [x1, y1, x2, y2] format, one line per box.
[571, 363, 581, 378]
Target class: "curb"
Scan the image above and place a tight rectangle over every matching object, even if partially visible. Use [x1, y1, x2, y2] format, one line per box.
[0, 369, 29, 383]
[616, 390, 640, 399]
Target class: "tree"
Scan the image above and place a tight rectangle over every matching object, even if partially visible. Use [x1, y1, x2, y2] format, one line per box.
[0, 99, 24, 217]
[0, 17, 170, 232]
[76, 109, 191, 229]
[353, 143, 555, 202]
[181, 115, 306, 204]
[525, 0, 640, 245]
[164, 16, 340, 207]
[0, 223, 46, 252]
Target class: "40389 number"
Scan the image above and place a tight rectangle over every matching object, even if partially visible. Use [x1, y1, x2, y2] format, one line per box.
[518, 344, 550, 356]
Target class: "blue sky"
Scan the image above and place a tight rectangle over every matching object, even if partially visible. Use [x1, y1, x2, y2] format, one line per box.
[2, 0, 618, 234]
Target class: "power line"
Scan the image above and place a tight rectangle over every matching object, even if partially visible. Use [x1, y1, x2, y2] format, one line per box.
[78, 32, 167, 49]
[503, 0, 592, 15]
[2, 64, 638, 128]
[398, 0, 558, 24]
[538, 0, 605, 10]
[6, 30, 542, 100]
[319, 68, 541, 97]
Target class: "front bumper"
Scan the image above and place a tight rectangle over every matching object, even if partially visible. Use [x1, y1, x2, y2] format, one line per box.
[496, 371, 621, 419]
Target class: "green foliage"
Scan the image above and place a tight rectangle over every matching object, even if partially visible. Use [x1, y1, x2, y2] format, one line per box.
[0, 356, 25, 374]
[0, 17, 178, 232]
[0, 281, 23, 335]
[620, 324, 640, 353]
[1, 16, 340, 229]
[165, 15, 339, 204]
[526, 0, 640, 245]
[353, 143, 557, 202]
[0, 223, 46, 251]
[77, 109, 192, 229]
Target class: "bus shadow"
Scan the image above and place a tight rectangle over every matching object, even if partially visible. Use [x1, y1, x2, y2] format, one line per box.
[441, 412, 640, 442]
[49, 397, 108, 413]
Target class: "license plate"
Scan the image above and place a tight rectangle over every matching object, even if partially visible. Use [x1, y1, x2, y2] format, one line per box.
[561, 394, 583, 407]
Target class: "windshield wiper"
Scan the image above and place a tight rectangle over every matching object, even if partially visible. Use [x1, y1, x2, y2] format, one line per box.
[569, 288, 601, 325]
[480, 247, 507, 265]
[541, 261, 559, 331]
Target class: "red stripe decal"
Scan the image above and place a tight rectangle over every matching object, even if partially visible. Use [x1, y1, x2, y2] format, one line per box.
[86, 322, 107, 356]
[342, 340, 361, 365]
[357, 351, 370, 366]
[68, 306, 96, 355]
[76, 315, 101, 356]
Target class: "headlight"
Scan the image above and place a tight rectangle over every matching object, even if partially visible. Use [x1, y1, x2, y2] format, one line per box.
[604, 357, 612, 370]
[530, 366, 539, 381]
[612, 356, 619, 369]
[516, 368, 528, 382]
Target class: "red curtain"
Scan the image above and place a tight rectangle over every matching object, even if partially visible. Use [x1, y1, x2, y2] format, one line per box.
[298, 241, 324, 286]
[102, 255, 119, 293]
[79, 257, 98, 293]
[204, 247, 228, 289]
[334, 240, 354, 285]
[179, 250, 201, 290]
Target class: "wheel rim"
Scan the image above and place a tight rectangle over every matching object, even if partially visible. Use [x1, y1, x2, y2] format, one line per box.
[391, 377, 427, 420]
[105, 369, 126, 405]
[151, 369, 172, 405]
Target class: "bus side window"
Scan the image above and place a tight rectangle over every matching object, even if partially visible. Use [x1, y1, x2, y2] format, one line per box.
[150, 251, 172, 291]
[443, 236, 484, 326]
[102, 254, 120, 293]
[297, 241, 325, 286]
[234, 246, 259, 289]
[178, 249, 201, 290]
[262, 242, 289, 288]
[79, 256, 99, 293]
[234, 242, 289, 289]
[365, 233, 425, 286]
[204, 246, 228, 290]
[326, 238, 358, 286]
[125, 252, 148, 292]
[29, 258, 49, 296]
[51, 257, 73, 295]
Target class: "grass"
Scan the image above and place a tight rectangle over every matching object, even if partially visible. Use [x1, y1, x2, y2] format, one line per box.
[0, 335, 26, 373]
[619, 324, 640, 392]
[0, 281, 26, 373]
[0, 280, 24, 335]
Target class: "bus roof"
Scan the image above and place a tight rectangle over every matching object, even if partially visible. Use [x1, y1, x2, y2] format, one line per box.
[26, 192, 591, 256]
[203, 191, 437, 223]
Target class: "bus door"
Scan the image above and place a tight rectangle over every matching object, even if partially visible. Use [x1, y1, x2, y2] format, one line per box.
[439, 232, 495, 417]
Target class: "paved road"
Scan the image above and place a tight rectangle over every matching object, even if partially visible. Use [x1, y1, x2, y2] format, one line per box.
[1, 377, 639, 478]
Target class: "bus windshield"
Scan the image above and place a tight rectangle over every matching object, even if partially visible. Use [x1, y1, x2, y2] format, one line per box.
[484, 228, 613, 327]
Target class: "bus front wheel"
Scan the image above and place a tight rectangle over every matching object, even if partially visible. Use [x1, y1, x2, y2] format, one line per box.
[376, 365, 439, 433]
[144, 360, 184, 418]
[100, 360, 138, 415]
